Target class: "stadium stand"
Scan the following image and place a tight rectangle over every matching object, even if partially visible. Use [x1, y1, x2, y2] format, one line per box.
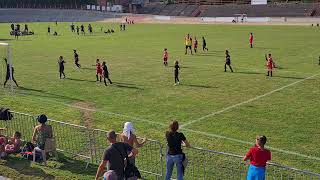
[0, 9, 115, 22]
[140, 2, 319, 17]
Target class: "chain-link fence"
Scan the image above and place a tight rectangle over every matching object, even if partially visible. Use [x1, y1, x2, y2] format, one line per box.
[1, 111, 319, 180]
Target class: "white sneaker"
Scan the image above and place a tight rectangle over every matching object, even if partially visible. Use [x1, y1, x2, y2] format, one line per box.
[177, 82, 180, 85]
[174, 83, 177, 86]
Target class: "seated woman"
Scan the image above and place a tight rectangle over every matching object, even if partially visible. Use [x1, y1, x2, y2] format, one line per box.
[5, 131, 22, 153]
[32, 114, 53, 150]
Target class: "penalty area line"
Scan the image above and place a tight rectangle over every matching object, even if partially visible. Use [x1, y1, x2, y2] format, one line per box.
[181, 73, 319, 128]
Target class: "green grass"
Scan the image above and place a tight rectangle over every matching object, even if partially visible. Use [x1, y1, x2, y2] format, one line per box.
[0, 22, 319, 178]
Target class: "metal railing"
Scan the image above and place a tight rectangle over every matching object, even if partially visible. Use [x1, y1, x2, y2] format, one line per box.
[0, 111, 319, 179]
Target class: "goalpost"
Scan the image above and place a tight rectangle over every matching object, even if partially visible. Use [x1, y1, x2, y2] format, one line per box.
[0, 42, 14, 93]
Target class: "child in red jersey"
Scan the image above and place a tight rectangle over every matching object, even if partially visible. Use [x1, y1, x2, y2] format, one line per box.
[163, 48, 169, 66]
[265, 54, 274, 77]
[194, 37, 198, 53]
[244, 135, 271, 180]
[96, 59, 103, 82]
[249, 33, 254, 48]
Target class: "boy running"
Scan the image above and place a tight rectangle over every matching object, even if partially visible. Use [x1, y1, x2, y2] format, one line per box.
[80, 24, 85, 35]
[185, 34, 193, 55]
[58, 56, 66, 79]
[102, 61, 112, 86]
[163, 48, 169, 67]
[73, 50, 81, 68]
[202, 36, 208, 51]
[3, 58, 18, 88]
[174, 60, 180, 85]
[249, 33, 254, 48]
[76, 26, 80, 35]
[96, 59, 102, 82]
[47, 26, 50, 34]
[88, 24, 93, 34]
[265, 54, 274, 77]
[194, 37, 198, 53]
[225, 50, 233, 72]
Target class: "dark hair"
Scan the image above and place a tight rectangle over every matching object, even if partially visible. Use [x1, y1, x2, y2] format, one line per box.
[107, 130, 117, 140]
[15, 131, 21, 138]
[169, 121, 179, 133]
[257, 135, 267, 145]
[37, 114, 47, 124]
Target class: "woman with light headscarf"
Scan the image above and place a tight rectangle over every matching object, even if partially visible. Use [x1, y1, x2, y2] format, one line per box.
[119, 122, 146, 165]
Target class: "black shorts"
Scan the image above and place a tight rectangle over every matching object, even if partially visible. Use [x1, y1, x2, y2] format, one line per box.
[185, 45, 192, 50]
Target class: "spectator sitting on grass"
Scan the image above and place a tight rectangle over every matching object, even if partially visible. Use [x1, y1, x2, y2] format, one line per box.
[5, 131, 22, 153]
[32, 114, 53, 150]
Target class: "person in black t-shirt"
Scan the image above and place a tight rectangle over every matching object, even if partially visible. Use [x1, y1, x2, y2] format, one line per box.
[47, 26, 51, 35]
[88, 24, 93, 34]
[58, 56, 66, 79]
[80, 24, 85, 35]
[73, 50, 81, 68]
[102, 61, 112, 86]
[3, 58, 18, 88]
[202, 36, 208, 51]
[224, 50, 233, 72]
[174, 61, 180, 85]
[95, 130, 138, 180]
[165, 121, 191, 180]
[76, 26, 80, 35]
[10, 23, 14, 31]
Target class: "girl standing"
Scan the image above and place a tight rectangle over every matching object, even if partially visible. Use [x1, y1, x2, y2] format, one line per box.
[174, 61, 180, 85]
[102, 61, 113, 86]
[163, 48, 169, 67]
[194, 37, 198, 53]
[96, 59, 102, 82]
[224, 50, 233, 72]
[266, 54, 274, 77]
[58, 56, 66, 79]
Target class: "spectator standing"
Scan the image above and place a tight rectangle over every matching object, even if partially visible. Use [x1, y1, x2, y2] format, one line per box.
[32, 114, 53, 150]
[243, 135, 271, 180]
[165, 121, 191, 180]
[119, 122, 146, 164]
[95, 130, 138, 180]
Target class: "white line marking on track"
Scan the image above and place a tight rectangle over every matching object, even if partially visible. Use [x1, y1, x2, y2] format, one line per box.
[180, 73, 319, 128]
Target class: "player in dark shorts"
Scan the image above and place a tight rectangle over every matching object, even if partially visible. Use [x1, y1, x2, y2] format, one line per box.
[224, 50, 233, 72]
[76, 26, 80, 35]
[71, 24, 75, 32]
[194, 37, 198, 53]
[102, 61, 112, 86]
[14, 28, 19, 39]
[185, 34, 193, 55]
[10, 23, 14, 31]
[174, 60, 180, 85]
[73, 50, 81, 68]
[202, 36, 208, 51]
[80, 24, 85, 35]
[3, 58, 18, 88]
[58, 56, 66, 79]
[47, 26, 51, 34]
[24, 24, 28, 32]
[88, 24, 93, 34]
[16, 24, 20, 31]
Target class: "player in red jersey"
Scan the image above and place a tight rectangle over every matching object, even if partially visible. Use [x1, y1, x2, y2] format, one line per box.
[96, 59, 103, 82]
[265, 54, 274, 77]
[249, 33, 254, 48]
[194, 37, 198, 53]
[163, 48, 169, 67]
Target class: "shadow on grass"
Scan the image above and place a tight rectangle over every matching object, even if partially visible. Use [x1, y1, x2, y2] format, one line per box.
[3, 155, 55, 179]
[181, 84, 217, 89]
[113, 82, 143, 90]
[80, 67, 96, 71]
[0, 39, 13, 41]
[234, 71, 265, 75]
[18, 86, 82, 102]
[65, 77, 96, 83]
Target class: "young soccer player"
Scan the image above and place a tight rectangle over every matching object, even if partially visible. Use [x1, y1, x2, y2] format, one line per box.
[249, 33, 254, 48]
[174, 60, 180, 85]
[71, 23, 75, 32]
[163, 48, 169, 66]
[73, 50, 81, 68]
[185, 34, 193, 55]
[58, 56, 66, 79]
[102, 61, 112, 86]
[96, 59, 103, 82]
[88, 24, 93, 34]
[3, 58, 18, 88]
[194, 37, 198, 53]
[47, 26, 51, 34]
[202, 36, 208, 51]
[76, 26, 80, 35]
[80, 24, 85, 35]
[10, 23, 14, 31]
[265, 54, 274, 77]
[225, 50, 233, 72]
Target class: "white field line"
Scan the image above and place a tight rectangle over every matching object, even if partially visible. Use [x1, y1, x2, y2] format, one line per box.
[180, 73, 319, 128]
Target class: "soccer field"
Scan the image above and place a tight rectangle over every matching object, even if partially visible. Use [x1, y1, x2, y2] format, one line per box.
[0, 22, 319, 173]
